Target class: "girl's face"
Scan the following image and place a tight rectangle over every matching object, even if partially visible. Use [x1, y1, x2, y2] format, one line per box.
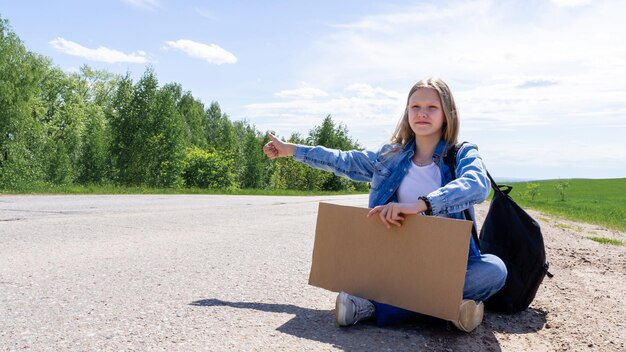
[407, 88, 445, 139]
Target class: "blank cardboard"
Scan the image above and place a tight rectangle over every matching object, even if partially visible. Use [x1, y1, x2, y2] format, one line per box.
[309, 202, 473, 321]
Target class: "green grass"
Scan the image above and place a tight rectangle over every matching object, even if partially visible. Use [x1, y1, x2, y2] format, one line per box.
[502, 178, 626, 232]
[587, 237, 624, 246]
[553, 222, 573, 230]
[0, 183, 367, 197]
[4, 178, 625, 232]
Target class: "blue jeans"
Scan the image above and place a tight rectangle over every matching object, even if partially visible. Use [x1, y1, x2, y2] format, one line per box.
[371, 254, 507, 326]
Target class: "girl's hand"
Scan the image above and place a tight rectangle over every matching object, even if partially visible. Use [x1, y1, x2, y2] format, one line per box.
[366, 201, 427, 229]
[263, 132, 296, 159]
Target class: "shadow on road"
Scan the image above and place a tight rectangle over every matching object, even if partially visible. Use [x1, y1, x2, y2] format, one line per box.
[190, 298, 546, 351]
[485, 307, 548, 334]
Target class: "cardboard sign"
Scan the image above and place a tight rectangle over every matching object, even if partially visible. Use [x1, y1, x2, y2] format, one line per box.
[309, 202, 472, 321]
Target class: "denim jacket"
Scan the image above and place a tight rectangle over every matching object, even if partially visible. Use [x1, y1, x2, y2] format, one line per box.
[293, 139, 491, 257]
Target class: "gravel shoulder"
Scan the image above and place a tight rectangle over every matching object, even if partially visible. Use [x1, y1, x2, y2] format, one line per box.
[0, 194, 624, 351]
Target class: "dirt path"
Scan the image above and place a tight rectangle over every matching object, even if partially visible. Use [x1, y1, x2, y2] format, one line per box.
[0, 195, 624, 351]
[464, 205, 626, 352]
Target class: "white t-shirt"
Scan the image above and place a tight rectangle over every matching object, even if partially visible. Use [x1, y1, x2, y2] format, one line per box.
[396, 161, 441, 205]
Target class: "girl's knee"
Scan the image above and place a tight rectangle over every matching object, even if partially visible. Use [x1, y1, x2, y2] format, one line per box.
[484, 254, 507, 289]
[464, 254, 508, 301]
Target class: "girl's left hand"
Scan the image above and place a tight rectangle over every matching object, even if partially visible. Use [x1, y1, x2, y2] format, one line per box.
[366, 202, 424, 229]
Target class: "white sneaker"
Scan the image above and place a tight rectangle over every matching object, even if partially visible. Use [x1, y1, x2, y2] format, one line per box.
[451, 299, 484, 332]
[335, 291, 375, 326]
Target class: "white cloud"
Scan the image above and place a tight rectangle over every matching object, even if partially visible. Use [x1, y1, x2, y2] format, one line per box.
[122, 0, 160, 11]
[479, 137, 626, 179]
[275, 83, 328, 99]
[245, 83, 405, 148]
[345, 83, 403, 99]
[550, 0, 593, 7]
[163, 39, 237, 65]
[301, 0, 626, 130]
[49, 37, 148, 64]
[515, 78, 559, 89]
[244, 0, 626, 178]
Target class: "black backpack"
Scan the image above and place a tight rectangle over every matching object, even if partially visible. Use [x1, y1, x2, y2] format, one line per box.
[444, 143, 552, 314]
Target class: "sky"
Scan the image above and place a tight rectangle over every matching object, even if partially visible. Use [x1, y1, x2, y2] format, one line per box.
[1, 0, 625, 180]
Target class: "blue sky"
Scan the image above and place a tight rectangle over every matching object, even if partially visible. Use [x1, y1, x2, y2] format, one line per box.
[1, 0, 625, 180]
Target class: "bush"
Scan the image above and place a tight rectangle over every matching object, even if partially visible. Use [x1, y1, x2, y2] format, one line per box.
[182, 147, 236, 189]
[524, 182, 541, 201]
[269, 157, 331, 191]
[555, 180, 569, 201]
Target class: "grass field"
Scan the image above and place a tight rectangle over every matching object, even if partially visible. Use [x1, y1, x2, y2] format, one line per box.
[503, 178, 626, 232]
[3, 178, 625, 232]
[0, 183, 366, 197]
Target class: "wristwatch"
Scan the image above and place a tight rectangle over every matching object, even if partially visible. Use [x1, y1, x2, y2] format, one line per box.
[418, 196, 433, 215]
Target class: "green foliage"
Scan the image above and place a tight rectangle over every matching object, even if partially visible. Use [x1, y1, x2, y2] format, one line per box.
[236, 123, 271, 189]
[108, 73, 135, 184]
[264, 116, 369, 192]
[587, 237, 624, 246]
[146, 84, 186, 187]
[0, 17, 48, 188]
[0, 15, 368, 195]
[307, 114, 360, 150]
[269, 157, 332, 191]
[77, 104, 109, 183]
[177, 90, 207, 149]
[524, 182, 541, 201]
[555, 180, 569, 201]
[35, 68, 89, 185]
[181, 146, 236, 189]
[78, 65, 120, 106]
[509, 178, 626, 232]
[205, 102, 236, 154]
[266, 132, 323, 191]
[43, 140, 74, 185]
[123, 68, 160, 185]
[304, 115, 367, 192]
[0, 183, 362, 196]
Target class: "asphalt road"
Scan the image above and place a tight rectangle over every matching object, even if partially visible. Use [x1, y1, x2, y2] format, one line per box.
[8, 194, 565, 351]
[3, 194, 419, 351]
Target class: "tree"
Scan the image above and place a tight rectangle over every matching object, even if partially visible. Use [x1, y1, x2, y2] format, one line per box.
[77, 104, 109, 184]
[36, 68, 89, 185]
[146, 84, 185, 187]
[78, 65, 120, 107]
[306, 115, 366, 191]
[555, 181, 569, 202]
[267, 132, 331, 191]
[75, 65, 119, 184]
[205, 102, 236, 154]
[109, 68, 159, 185]
[524, 183, 541, 201]
[108, 73, 134, 183]
[307, 114, 360, 151]
[44, 140, 73, 185]
[0, 17, 48, 189]
[237, 124, 269, 189]
[177, 91, 207, 149]
[1, 16, 369, 192]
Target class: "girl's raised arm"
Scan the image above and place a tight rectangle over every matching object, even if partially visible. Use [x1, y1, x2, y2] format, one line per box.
[263, 131, 379, 183]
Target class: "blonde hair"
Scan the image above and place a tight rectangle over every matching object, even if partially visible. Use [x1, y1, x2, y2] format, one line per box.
[390, 76, 459, 149]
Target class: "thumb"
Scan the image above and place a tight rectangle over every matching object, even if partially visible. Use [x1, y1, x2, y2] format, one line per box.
[267, 132, 280, 143]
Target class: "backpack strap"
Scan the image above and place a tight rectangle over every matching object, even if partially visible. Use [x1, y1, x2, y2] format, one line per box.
[443, 142, 481, 251]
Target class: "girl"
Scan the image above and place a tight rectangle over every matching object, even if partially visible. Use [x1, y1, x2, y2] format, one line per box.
[262, 77, 507, 332]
